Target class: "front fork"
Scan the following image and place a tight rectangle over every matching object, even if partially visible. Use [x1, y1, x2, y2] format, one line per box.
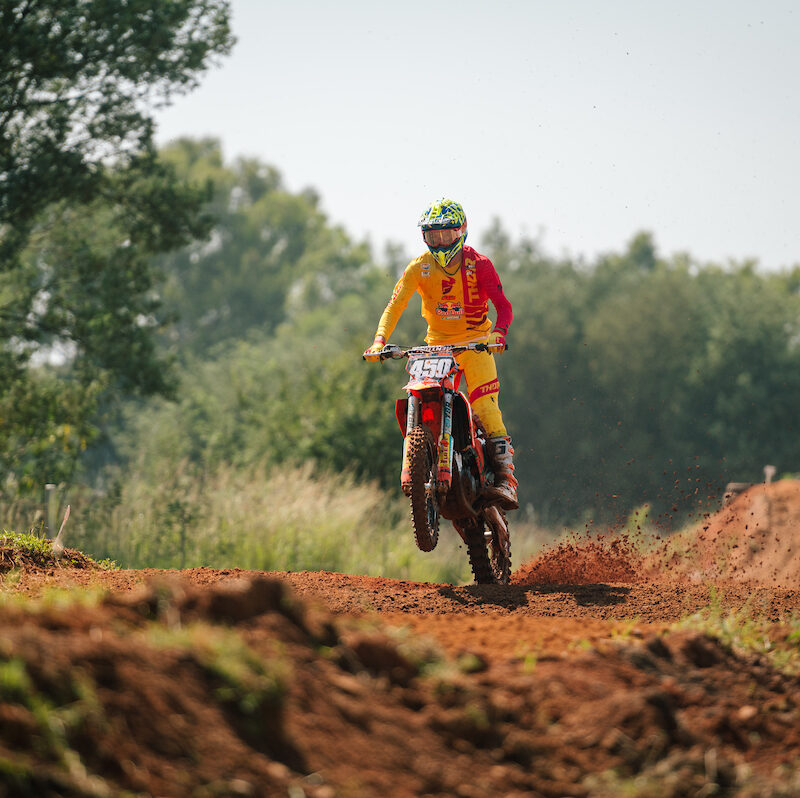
[400, 395, 419, 495]
[400, 392, 455, 495]
[437, 389, 455, 491]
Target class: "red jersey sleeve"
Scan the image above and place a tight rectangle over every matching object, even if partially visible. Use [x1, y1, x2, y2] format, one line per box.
[478, 258, 513, 334]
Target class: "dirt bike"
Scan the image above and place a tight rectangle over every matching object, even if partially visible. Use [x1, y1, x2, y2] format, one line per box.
[367, 342, 512, 585]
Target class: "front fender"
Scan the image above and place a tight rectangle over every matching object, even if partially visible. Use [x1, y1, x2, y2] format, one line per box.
[395, 398, 408, 435]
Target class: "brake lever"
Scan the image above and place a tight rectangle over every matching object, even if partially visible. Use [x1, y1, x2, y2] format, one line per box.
[482, 342, 510, 353]
[380, 345, 403, 361]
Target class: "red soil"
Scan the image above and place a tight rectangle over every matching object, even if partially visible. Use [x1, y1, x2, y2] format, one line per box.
[2, 480, 800, 796]
[670, 479, 800, 588]
[512, 532, 646, 586]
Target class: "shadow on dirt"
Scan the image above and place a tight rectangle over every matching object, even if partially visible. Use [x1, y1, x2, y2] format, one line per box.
[438, 582, 631, 611]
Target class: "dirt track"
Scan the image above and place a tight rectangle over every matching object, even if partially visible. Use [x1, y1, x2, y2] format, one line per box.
[2, 481, 800, 796]
[10, 564, 800, 669]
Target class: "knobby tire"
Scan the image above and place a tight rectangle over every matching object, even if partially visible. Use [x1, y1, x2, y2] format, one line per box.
[463, 515, 512, 585]
[407, 425, 439, 552]
[463, 521, 494, 584]
[491, 530, 512, 585]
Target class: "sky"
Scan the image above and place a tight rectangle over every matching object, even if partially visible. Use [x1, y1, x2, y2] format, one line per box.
[154, 0, 800, 270]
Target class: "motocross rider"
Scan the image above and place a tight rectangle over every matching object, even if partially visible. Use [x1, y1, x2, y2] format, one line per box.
[364, 198, 518, 511]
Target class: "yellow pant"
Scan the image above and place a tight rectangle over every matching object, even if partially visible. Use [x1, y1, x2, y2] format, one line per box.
[454, 349, 506, 437]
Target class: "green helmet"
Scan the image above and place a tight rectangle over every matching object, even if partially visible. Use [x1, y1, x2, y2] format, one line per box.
[418, 198, 468, 268]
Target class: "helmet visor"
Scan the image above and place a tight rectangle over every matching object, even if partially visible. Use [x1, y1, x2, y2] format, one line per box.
[422, 226, 462, 247]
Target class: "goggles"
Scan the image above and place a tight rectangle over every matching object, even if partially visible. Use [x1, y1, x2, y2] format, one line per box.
[421, 224, 464, 247]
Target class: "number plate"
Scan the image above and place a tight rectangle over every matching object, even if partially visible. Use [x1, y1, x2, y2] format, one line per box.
[406, 356, 456, 381]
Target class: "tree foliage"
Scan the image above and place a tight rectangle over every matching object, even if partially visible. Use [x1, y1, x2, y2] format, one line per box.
[116, 147, 800, 529]
[6, 108, 800, 529]
[156, 138, 373, 356]
[1, 0, 232, 262]
[0, 0, 233, 491]
[491, 231, 800, 523]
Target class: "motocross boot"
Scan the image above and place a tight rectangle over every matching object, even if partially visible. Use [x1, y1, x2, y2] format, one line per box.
[484, 435, 519, 511]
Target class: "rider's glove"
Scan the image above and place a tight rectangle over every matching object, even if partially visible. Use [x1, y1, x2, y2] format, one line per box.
[487, 330, 507, 353]
[363, 335, 386, 361]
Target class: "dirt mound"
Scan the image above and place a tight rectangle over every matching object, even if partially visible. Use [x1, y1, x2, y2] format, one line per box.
[656, 479, 800, 587]
[2, 574, 800, 797]
[511, 479, 800, 591]
[512, 533, 645, 586]
[2, 482, 800, 796]
[0, 537, 97, 574]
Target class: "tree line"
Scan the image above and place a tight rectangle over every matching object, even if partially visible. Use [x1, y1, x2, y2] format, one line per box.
[78, 140, 800, 527]
[2, 0, 799, 533]
[1, 0, 233, 494]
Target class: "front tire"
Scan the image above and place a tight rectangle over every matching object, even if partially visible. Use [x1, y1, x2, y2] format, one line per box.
[407, 425, 439, 552]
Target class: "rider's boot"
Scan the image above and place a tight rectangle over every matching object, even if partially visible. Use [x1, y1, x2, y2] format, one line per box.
[484, 435, 519, 511]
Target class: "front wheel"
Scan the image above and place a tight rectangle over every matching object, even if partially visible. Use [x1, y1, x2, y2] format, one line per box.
[407, 425, 439, 552]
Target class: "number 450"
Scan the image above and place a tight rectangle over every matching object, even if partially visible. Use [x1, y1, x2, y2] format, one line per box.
[409, 358, 452, 379]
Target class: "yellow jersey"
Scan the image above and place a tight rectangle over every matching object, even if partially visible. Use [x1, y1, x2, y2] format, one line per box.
[375, 246, 513, 346]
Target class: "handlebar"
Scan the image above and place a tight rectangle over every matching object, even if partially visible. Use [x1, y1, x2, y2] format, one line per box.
[363, 341, 503, 361]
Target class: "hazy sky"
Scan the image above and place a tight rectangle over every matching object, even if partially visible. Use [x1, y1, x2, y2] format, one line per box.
[154, 0, 799, 270]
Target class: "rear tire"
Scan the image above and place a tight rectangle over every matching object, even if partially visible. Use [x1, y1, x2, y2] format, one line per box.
[463, 515, 512, 585]
[486, 507, 511, 585]
[490, 531, 512, 585]
[463, 520, 494, 584]
[407, 425, 439, 552]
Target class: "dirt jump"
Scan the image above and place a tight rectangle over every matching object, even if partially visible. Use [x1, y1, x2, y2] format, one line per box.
[1, 481, 800, 797]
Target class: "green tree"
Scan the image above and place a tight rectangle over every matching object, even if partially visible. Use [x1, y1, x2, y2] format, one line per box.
[117, 269, 409, 490]
[481, 224, 596, 521]
[489, 229, 800, 525]
[156, 139, 373, 357]
[685, 265, 800, 478]
[0, 0, 234, 491]
[1, 0, 233, 266]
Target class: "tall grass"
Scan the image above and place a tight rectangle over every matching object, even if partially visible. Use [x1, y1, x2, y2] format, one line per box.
[1, 462, 552, 583]
[99, 461, 468, 581]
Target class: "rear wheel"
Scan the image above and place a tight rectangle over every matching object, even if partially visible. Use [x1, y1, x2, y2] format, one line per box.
[462, 520, 494, 584]
[487, 508, 512, 585]
[462, 513, 512, 585]
[490, 532, 511, 585]
[407, 425, 439, 551]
